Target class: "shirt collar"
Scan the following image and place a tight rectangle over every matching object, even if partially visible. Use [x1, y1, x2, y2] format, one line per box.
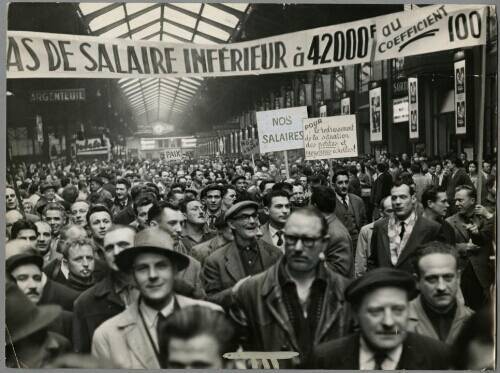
[391, 211, 416, 226]
[139, 295, 176, 329]
[268, 224, 283, 238]
[336, 193, 350, 204]
[359, 336, 403, 369]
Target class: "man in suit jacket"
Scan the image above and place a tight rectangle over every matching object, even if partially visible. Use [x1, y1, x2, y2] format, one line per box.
[191, 216, 233, 265]
[259, 190, 291, 253]
[333, 169, 366, 252]
[202, 201, 282, 309]
[445, 158, 473, 214]
[311, 186, 353, 277]
[368, 181, 442, 274]
[446, 185, 494, 310]
[92, 227, 221, 369]
[371, 162, 393, 220]
[313, 268, 451, 370]
[231, 208, 351, 368]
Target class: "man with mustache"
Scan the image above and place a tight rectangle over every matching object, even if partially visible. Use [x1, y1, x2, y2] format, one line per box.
[313, 268, 451, 369]
[260, 190, 291, 253]
[333, 169, 366, 252]
[230, 207, 350, 368]
[7, 239, 79, 312]
[408, 241, 473, 344]
[203, 201, 282, 309]
[181, 199, 215, 253]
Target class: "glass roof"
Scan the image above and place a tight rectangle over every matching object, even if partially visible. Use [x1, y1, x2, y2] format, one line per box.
[78, 2, 249, 129]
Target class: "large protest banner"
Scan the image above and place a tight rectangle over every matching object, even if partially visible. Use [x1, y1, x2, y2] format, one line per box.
[304, 115, 358, 161]
[7, 5, 487, 79]
[256, 107, 308, 153]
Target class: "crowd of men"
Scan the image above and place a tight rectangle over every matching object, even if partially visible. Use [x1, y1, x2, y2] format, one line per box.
[5, 151, 496, 369]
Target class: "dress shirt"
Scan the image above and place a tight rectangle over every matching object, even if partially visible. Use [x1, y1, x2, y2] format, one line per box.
[388, 212, 417, 265]
[359, 337, 402, 370]
[268, 224, 284, 251]
[139, 296, 176, 349]
[336, 193, 351, 208]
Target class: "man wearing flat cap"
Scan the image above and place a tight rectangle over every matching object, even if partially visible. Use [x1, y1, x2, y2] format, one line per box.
[91, 227, 221, 369]
[202, 200, 282, 309]
[232, 175, 250, 201]
[313, 267, 451, 370]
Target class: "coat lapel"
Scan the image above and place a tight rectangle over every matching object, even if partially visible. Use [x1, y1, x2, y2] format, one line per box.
[380, 219, 390, 262]
[224, 243, 246, 283]
[258, 240, 280, 267]
[121, 305, 160, 369]
[397, 217, 423, 265]
[315, 281, 344, 343]
[398, 334, 426, 369]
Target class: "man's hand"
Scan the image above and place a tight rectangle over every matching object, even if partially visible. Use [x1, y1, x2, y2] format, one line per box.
[456, 241, 480, 255]
[475, 205, 494, 220]
[232, 276, 251, 295]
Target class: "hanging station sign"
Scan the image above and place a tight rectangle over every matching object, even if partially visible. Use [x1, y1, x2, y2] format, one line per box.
[408, 77, 419, 139]
[7, 5, 487, 79]
[29, 88, 85, 102]
[454, 60, 466, 135]
[369, 86, 383, 142]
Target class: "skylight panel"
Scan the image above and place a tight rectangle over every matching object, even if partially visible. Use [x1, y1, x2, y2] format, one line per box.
[79, 3, 113, 16]
[163, 22, 194, 41]
[129, 7, 161, 30]
[88, 6, 125, 31]
[164, 7, 198, 28]
[197, 21, 230, 41]
[202, 5, 239, 28]
[171, 3, 202, 14]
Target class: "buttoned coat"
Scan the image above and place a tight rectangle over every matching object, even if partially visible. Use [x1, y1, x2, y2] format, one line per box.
[446, 213, 494, 289]
[324, 213, 354, 278]
[313, 332, 451, 369]
[202, 239, 282, 309]
[91, 295, 222, 369]
[334, 193, 366, 247]
[367, 215, 442, 273]
[230, 260, 351, 368]
[407, 296, 474, 344]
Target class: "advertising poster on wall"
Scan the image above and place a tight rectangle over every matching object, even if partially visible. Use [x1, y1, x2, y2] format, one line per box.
[369, 86, 382, 142]
[454, 60, 466, 135]
[408, 77, 419, 139]
[341, 97, 351, 115]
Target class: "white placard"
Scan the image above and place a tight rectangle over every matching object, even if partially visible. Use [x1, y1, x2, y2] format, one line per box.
[408, 77, 419, 139]
[240, 138, 259, 156]
[454, 60, 466, 135]
[164, 148, 182, 161]
[319, 105, 327, 117]
[303, 115, 358, 160]
[393, 96, 409, 123]
[369, 87, 383, 142]
[256, 106, 308, 153]
[341, 97, 351, 115]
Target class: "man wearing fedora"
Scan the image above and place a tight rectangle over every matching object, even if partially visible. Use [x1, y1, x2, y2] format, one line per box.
[6, 281, 71, 368]
[313, 268, 451, 369]
[91, 227, 221, 369]
[202, 200, 282, 309]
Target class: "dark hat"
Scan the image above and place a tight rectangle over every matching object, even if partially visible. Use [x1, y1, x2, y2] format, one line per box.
[6, 247, 44, 273]
[224, 200, 259, 222]
[115, 227, 189, 272]
[200, 184, 223, 199]
[90, 176, 104, 185]
[231, 175, 246, 184]
[345, 268, 417, 304]
[40, 182, 56, 193]
[6, 281, 62, 344]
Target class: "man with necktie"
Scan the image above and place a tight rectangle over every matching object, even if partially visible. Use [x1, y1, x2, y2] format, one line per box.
[259, 190, 291, 253]
[313, 268, 451, 369]
[368, 181, 443, 274]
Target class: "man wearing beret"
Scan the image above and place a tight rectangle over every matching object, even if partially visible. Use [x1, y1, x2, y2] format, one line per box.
[202, 201, 282, 309]
[91, 227, 221, 369]
[313, 267, 451, 369]
[232, 175, 250, 201]
[230, 207, 351, 368]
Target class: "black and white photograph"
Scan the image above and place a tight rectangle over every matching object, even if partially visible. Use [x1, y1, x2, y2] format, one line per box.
[3, 2, 497, 371]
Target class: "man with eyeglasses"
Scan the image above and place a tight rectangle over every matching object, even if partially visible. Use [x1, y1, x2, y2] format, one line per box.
[230, 207, 351, 368]
[203, 201, 282, 309]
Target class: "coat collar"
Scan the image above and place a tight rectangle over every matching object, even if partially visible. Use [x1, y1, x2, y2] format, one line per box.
[93, 273, 124, 307]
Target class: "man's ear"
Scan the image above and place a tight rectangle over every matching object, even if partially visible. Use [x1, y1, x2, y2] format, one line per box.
[150, 220, 158, 227]
[227, 220, 236, 231]
[263, 206, 270, 216]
